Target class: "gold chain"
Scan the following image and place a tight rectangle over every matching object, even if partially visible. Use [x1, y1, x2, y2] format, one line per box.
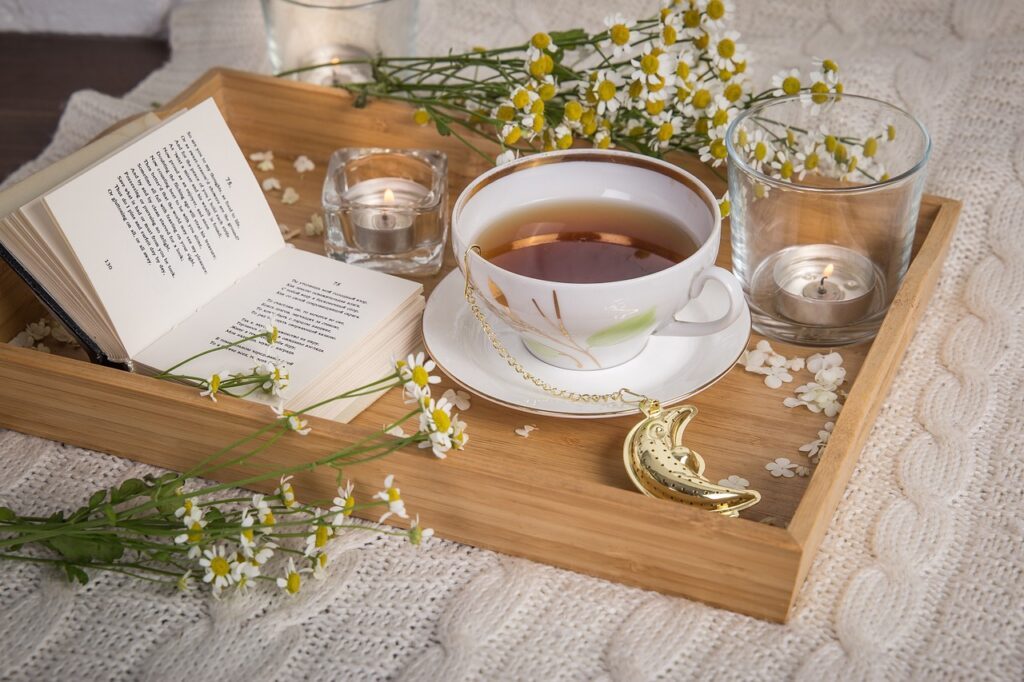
[462, 247, 658, 413]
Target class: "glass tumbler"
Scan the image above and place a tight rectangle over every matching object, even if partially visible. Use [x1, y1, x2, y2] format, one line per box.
[261, 0, 418, 84]
[726, 93, 931, 346]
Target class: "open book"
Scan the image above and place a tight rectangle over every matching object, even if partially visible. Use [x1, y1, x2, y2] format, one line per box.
[0, 99, 424, 422]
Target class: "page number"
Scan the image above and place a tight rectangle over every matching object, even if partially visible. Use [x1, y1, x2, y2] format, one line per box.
[104, 259, 113, 270]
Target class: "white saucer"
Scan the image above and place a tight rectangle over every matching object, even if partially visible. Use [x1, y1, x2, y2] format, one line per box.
[422, 270, 751, 418]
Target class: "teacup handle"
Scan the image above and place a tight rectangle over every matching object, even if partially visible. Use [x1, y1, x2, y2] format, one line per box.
[656, 266, 746, 337]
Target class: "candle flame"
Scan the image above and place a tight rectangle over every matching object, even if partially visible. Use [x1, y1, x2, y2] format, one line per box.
[822, 263, 834, 279]
[383, 187, 395, 203]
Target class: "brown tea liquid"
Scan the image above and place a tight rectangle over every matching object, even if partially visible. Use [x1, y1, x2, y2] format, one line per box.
[478, 200, 699, 284]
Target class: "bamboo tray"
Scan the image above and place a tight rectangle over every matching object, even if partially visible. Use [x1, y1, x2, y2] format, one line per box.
[0, 69, 960, 622]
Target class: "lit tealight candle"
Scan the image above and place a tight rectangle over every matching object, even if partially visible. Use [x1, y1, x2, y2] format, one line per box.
[345, 177, 427, 254]
[773, 245, 877, 326]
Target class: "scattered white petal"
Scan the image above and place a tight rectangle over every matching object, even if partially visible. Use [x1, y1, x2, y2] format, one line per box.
[495, 149, 518, 165]
[766, 457, 797, 478]
[514, 425, 538, 437]
[441, 388, 471, 411]
[34, 343, 51, 353]
[26, 320, 50, 340]
[249, 150, 274, 162]
[293, 155, 315, 173]
[9, 331, 34, 347]
[304, 213, 324, 236]
[257, 159, 275, 171]
[281, 187, 300, 205]
[50, 324, 77, 345]
[384, 423, 406, 437]
[795, 465, 811, 477]
[262, 177, 281, 191]
[718, 475, 749, 489]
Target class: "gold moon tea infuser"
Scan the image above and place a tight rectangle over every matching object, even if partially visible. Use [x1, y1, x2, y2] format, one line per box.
[462, 250, 761, 516]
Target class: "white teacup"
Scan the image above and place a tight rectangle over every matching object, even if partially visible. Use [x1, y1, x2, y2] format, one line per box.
[453, 149, 745, 370]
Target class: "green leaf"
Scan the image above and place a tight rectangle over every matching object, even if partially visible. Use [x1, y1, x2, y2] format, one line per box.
[586, 307, 658, 347]
[102, 504, 117, 526]
[204, 507, 224, 527]
[88, 490, 106, 507]
[0, 507, 15, 522]
[434, 117, 452, 137]
[63, 563, 89, 585]
[48, 534, 124, 564]
[524, 339, 563, 362]
[551, 63, 577, 82]
[549, 28, 587, 45]
[111, 478, 147, 504]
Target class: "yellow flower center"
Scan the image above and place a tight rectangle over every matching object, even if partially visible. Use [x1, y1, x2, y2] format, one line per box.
[662, 24, 677, 45]
[691, 89, 712, 109]
[529, 54, 553, 79]
[286, 571, 301, 594]
[717, 38, 735, 59]
[530, 99, 544, 115]
[804, 152, 819, 170]
[683, 9, 700, 27]
[610, 24, 630, 46]
[413, 109, 430, 126]
[432, 409, 451, 432]
[724, 83, 742, 102]
[565, 100, 583, 121]
[824, 135, 837, 152]
[318, 553, 328, 569]
[556, 133, 573, 149]
[640, 53, 660, 75]
[387, 487, 401, 503]
[847, 156, 858, 172]
[754, 141, 767, 161]
[343, 495, 355, 516]
[712, 108, 729, 128]
[863, 137, 878, 158]
[582, 113, 598, 136]
[531, 32, 551, 50]
[242, 528, 254, 543]
[780, 160, 794, 179]
[657, 122, 674, 142]
[710, 139, 728, 159]
[887, 124, 897, 141]
[496, 105, 515, 122]
[718, 198, 731, 217]
[183, 499, 193, 515]
[512, 89, 530, 109]
[531, 115, 544, 133]
[707, 0, 726, 20]
[210, 556, 230, 578]
[834, 143, 848, 162]
[718, 69, 732, 82]
[209, 374, 221, 393]
[737, 128, 749, 146]
[597, 79, 617, 101]
[187, 522, 203, 544]
[822, 58, 838, 72]
[263, 510, 276, 526]
[695, 117, 710, 134]
[538, 83, 556, 101]
[411, 365, 430, 387]
[647, 76, 666, 93]
[810, 81, 830, 104]
[597, 134, 612, 149]
[315, 525, 330, 548]
[645, 99, 666, 115]
[880, 172, 890, 181]
[694, 32, 709, 50]
[782, 76, 801, 95]
[735, 60, 747, 74]
[676, 61, 690, 79]
[754, 183, 769, 198]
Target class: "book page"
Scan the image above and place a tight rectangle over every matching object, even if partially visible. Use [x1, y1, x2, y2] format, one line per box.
[41, 98, 283, 357]
[132, 247, 422, 404]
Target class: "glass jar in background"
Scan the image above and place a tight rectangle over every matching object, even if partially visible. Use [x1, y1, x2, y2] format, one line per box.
[261, 0, 418, 84]
[725, 93, 931, 346]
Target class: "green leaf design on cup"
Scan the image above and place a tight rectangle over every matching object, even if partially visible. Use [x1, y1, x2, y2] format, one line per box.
[586, 307, 657, 347]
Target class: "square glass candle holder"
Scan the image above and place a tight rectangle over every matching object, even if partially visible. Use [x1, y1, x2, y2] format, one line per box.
[322, 148, 448, 276]
[726, 93, 931, 346]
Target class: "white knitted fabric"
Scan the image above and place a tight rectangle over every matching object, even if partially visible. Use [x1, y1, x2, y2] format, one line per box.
[2, 1, 1023, 679]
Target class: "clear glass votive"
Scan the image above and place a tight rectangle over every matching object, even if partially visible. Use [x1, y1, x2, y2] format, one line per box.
[322, 148, 448, 276]
[260, 0, 418, 84]
[726, 93, 931, 345]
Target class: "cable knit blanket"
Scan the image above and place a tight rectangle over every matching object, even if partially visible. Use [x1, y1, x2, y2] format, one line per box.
[1, 1, 1022, 679]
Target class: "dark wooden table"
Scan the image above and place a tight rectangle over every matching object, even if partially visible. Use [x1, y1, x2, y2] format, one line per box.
[0, 32, 169, 182]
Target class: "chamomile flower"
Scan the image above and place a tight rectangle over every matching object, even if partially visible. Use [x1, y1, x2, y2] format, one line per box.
[375, 474, 408, 522]
[233, 559, 260, 592]
[771, 68, 802, 97]
[275, 475, 297, 508]
[651, 113, 684, 150]
[293, 155, 315, 174]
[407, 515, 434, 546]
[304, 517, 333, 557]
[450, 416, 469, 451]
[285, 414, 311, 436]
[795, 142, 821, 179]
[602, 13, 635, 58]
[593, 128, 613, 149]
[495, 149, 518, 165]
[259, 363, 290, 396]
[708, 30, 745, 71]
[177, 570, 194, 592]
[398, 352, 441, 398]
[238, 510, 257, 552]
[589, 69, 625, 117]
[199, 544, 237, 596]
[173, 488, 195, 519]
[330, 481, 356, 525]
[249, 542, 275, 566]
[276, 557, 309, 596]
[698, 135, 729, 166]
[252, 493, 276, 532]
[701, 0, 733, 29]
[199, 370, 231, 402]
[418, 396, 455, 441]
[529, 31, 557, 53]
[744, 130, 774, 172]
[630, 44, 676, 89]
[312, 551, 329, 580]
[174, 508, 206, 557]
